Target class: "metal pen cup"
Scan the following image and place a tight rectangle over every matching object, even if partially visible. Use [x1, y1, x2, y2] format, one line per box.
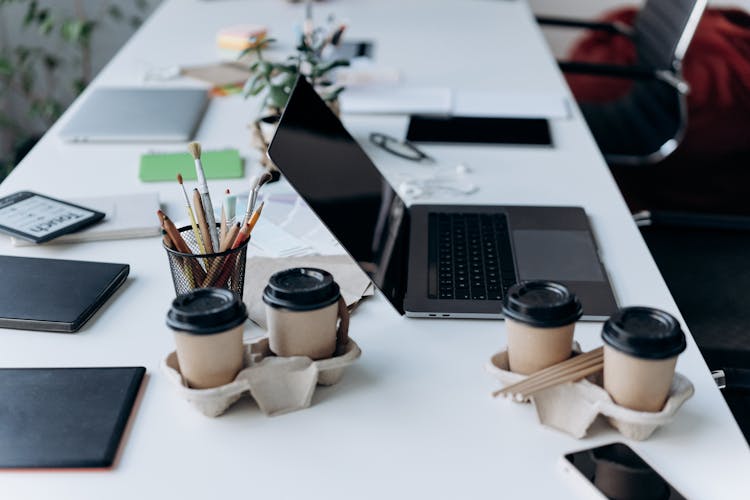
[163, 225, 249, 298]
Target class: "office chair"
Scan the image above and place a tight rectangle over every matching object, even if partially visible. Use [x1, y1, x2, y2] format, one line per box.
[637, 213, 750, 442]
[538, 0, 707, 165]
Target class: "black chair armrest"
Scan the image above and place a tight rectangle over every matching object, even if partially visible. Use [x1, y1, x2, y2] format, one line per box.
[536, 16, 633, 36]
[559, 61, 690, 93]
[713, 368, 750, 391]
[634, 210, 750, 230]
[559, 61, 654, 78]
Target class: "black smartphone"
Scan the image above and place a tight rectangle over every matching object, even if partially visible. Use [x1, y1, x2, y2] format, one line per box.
[560, 442, 686, 499]
[0, 191, 105, 244]
[406, 115, 552, 146]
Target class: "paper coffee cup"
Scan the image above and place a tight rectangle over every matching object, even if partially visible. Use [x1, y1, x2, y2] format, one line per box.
[263, 268, 348, 360]
[602, 307, 686, 412]
[166, 288, 248, 389]
[502, 281, 583, 374]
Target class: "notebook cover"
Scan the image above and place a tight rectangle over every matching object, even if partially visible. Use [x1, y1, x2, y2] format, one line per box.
[0, 256, 129, 333]
[139, 149, 244, 182]
[0, 367, 145, 469]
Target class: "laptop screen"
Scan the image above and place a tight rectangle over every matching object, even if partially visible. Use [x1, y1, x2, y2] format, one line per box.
[267, 77, 410, 314]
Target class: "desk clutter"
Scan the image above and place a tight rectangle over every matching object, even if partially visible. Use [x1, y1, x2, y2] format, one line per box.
[487, 281, 693, 441]
[163, 269, 360, 417]
[162, 336, 360, 417]
[9, 192, 161, 246]
[158, 143, 265, 295]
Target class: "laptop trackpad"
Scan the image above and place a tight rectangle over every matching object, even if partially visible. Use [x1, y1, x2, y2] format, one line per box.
[512, 230, 604, 282]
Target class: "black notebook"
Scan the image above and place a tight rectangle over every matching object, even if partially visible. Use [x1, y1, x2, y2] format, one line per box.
[0, 256, 129, 332]
[0, 366, 145, 468]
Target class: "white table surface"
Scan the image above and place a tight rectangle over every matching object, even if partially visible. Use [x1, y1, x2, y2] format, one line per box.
[0, 1, 748, 498]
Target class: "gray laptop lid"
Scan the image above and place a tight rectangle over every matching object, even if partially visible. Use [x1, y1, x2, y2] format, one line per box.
[59, 87, 208, 142]
[268, 77, 410, 314]
[269, 77, 618, 319]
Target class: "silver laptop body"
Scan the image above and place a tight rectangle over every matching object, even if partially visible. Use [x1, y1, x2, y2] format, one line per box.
[268, 77, 618, 320]
[59, 87, 208, 143]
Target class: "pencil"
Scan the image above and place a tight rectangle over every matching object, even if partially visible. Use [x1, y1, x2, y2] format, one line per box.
[159, 210, 201, 288]
[177, 174, 206, 255]
[157, 210, 191, 254]
[246, 201, 264, 234]
[162, 233, 175, 250]
[233, 201, 263, 249]
[221, 222, 240, 252]
[193, 188, 213, 255]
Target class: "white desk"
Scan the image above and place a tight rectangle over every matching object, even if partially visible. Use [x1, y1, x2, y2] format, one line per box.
[0, 1, 748, 498]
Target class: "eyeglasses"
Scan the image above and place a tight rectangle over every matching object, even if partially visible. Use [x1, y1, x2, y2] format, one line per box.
[369, 132, 435, 163]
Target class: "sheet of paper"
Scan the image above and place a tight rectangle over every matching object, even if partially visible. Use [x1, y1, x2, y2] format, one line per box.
[453, 90, 570, 119]
[248, 218, 313, 258]
[340, 86, 451, 115]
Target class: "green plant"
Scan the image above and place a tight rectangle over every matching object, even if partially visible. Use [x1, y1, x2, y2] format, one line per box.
[242, 25, 350, 115]
[0, 0, 151, 174]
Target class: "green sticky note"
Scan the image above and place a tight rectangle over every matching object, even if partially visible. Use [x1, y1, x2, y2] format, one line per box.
[139, 149, 244, 182]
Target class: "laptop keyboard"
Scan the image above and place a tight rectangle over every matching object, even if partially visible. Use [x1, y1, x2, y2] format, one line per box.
[428, 213, 517, 300]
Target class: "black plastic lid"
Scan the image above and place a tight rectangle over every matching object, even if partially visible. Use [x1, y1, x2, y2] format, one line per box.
[502, 281, 583, 327]
[602, 306, 686, 360]
[262, 268, 340, 311]
[166, 288, 247, 335]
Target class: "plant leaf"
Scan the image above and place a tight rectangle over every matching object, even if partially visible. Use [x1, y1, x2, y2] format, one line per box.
[267, 84, 290, 109]
[242, 74, 265, 97]
[312, 59, 350, 78]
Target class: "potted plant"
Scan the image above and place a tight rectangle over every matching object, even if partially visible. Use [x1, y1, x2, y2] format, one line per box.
[242, 22, 350, 179]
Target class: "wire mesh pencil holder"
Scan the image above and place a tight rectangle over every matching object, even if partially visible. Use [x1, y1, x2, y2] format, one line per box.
[163, 225, 249, 298]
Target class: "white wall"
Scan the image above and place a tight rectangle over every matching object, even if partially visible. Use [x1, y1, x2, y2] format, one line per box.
[0, 0, 161, 160]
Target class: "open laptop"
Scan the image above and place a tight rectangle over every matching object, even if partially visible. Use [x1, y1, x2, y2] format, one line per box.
[268, 77, 618, 320]
[59, 87, 208, 143]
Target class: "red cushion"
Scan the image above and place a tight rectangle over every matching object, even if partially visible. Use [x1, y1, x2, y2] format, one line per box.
[566, 8, 750, 154]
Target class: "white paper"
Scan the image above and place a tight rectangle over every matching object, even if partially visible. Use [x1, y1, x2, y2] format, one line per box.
[453, 90, 570, 119]
[248, 217, 313, 258]
[340, 86, 452, 115]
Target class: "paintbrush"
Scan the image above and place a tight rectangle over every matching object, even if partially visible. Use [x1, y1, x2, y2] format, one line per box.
[242, 171, 272, 226]
[188, 142, 219, 252]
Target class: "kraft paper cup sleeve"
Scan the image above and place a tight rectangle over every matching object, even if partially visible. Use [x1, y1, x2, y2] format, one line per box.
[485, 345, 694, 440]
[162, 337, 361, 417]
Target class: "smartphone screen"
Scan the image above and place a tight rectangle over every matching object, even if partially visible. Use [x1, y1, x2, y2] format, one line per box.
[562, 442, 686, 499]
[406, 115, 552, 145]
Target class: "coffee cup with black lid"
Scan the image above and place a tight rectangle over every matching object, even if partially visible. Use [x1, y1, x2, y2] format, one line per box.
[602, 306, 686, 412]
[502, 281, 583, 375]
[263, 267, 349, 360]
[166, 288, 248, 389]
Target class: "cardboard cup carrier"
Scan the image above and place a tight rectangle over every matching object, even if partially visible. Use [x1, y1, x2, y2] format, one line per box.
[602, 307, 687, 412]
[263, 268, 349, 360]
[502, 281, 583, 374]
[166, 288, 247, 389]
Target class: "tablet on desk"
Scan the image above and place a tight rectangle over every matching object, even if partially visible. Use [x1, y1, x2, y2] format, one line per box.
[0, 191, 105, 244]
[406, 115, 552, 146]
